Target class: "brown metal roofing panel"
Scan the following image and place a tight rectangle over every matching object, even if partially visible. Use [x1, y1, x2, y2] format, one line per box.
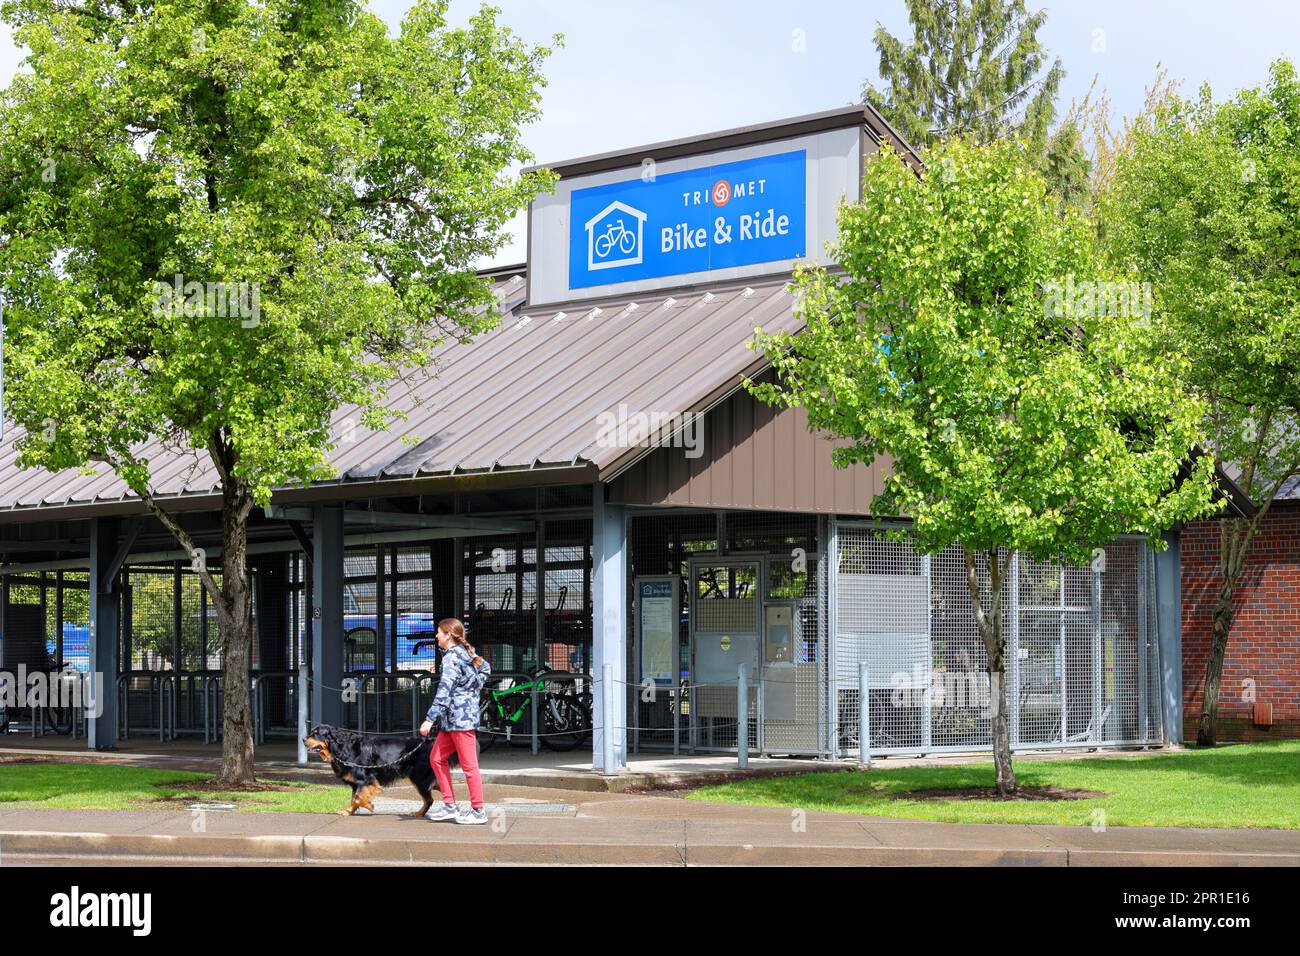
[455, 289, 704, 470]
[610, 387, 888, 516]
[731, 390, 755, 508]
[392, 296, 664, 475]
[751, 396, 777, 511]
[606, 289, 796, 434]
[0, 274, 813, 514]
[486, 283, 795, 471]
[812, 406, 836, 509]
[777, 398, 800, 511]
[437, 302, 681, 471]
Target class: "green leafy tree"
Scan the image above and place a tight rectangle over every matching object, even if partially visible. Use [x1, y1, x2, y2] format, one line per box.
[752, 138, 1215, 793]
[1102, 59, 1300, 747]
[0, 0, 556, 784]
[864, 0, 1086, 204]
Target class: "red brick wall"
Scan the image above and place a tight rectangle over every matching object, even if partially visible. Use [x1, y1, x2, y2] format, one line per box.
[1182, 506, 1300, 742]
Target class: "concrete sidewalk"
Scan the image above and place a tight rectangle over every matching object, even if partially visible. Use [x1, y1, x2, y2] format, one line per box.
[2, 791, 1298, 866]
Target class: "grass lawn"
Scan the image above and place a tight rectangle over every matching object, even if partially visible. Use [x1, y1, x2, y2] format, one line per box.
[0, 763, 344, 813]
[688, 741, 1300, 830]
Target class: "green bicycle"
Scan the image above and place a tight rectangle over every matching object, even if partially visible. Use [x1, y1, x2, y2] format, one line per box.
[477, 667, 591, 752]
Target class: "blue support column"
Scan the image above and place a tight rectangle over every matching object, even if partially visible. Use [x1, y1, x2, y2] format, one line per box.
[1155, 530, 1183, 745]
[591, 486, 628, 771]
[311, 504, 345, 728]
[88, 517, 121, 749]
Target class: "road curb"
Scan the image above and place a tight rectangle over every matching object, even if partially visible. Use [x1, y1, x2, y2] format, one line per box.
[4, 830, 1298, 866]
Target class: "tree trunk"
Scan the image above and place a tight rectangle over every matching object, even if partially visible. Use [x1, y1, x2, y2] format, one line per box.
[1196, 575, 1239, 748]
[965, 546, 1016, 795]
[214, 484, 256, 787]
[987, 628, 1016, 795]
[1195, 512, 1257, 749]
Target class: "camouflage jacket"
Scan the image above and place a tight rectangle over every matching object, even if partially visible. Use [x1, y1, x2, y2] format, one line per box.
[427, 644, 491, 732]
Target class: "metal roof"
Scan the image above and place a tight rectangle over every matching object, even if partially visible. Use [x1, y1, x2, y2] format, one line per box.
[0, 276, 799, 519]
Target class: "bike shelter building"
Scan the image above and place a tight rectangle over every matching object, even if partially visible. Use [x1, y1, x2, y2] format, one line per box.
[0, 105, 1241, 769]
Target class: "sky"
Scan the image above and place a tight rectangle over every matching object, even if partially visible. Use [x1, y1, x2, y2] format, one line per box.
[1, 1, 1297, 265]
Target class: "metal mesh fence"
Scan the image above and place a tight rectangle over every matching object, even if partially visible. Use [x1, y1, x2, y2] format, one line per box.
[626, 509, 824, 755]
[126, 567, 178, 671]
[929, 545, 992, 750]
[833, 521, 1164, 758]
[3, 507, 1163, 758]
[465, 534, 537, 674]
[627, 511, 714, 752]
[465, 519, 594, 748]
[540, 518, 592, 674]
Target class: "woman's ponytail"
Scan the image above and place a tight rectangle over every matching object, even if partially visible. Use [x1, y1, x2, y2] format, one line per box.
[438, 616, 483, 667]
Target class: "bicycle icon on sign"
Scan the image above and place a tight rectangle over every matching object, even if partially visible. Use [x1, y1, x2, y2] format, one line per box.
[584, 200, 647, 271]
[595, 219, 638, 259]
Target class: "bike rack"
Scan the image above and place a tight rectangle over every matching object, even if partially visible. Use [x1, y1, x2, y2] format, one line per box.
[251, 675, 262, 745]
[204, 674, 223, 743]
[167, 671, 218, 738]
[352, 671, 435, 735]
[250, 671, 299, 744]
[159, 674, 176, 741]
[115, 671, 172, 741]
[480, 669, 592, 752]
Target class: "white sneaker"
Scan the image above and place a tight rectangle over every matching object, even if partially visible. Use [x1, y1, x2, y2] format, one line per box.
[454, 808, 487, 826]
[429, 803, 459, 822]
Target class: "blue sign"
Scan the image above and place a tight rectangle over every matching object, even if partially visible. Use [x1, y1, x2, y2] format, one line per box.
[569, 150, 806, 290]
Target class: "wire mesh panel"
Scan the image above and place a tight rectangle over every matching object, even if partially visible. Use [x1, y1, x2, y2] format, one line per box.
[691, 560, 759, 753]
[1142, 545, 1164, 743]
[627, 512, 715, 751]
[540, 518, 592, 675]
[58, 572, 91, 673]
[117, 564, 222, 736]
[126, 568, 177, 671]
[342, 549, 379, 672]
[930, 547, 993, 750]
[625, 510, 824, 755]
[834, 526, 927, 755]
[1017, 556, 1068, 746]
[339, 546, 438, 732]
[464, 535, 536, 673]
[389, 545, 438, 671]
[833, 522, 1163, 758]
[762, 553, 824, 754]
[1099, 539, 1147, 744]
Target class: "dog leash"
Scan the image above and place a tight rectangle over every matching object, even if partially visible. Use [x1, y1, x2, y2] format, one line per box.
[317, 743, 426, 771]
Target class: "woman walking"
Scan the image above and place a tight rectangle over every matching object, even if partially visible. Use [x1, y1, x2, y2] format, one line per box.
[419, 618, 491, 825]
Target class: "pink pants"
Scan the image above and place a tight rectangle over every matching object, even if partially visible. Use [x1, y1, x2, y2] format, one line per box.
[430, 730, 484, 810]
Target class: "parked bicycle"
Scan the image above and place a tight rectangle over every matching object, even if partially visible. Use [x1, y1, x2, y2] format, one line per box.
[0, 659, 78, 736]
[477, 666, 591, 752]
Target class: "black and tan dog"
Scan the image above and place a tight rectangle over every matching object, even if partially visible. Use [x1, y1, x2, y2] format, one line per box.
[304, 724, 444, 817]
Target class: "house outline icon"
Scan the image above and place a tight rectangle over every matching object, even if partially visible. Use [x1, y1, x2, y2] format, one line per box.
[585, 200, 647, 272]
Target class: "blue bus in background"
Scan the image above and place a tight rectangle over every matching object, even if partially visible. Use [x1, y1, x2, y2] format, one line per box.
[45, 622, 92, 673]
[340, 611, 441, 671]
[39, 617, 442, 674]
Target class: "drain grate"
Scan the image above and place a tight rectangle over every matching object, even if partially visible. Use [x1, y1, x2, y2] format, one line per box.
[485, 803, 575, 815]
[371, 797, 574, 816]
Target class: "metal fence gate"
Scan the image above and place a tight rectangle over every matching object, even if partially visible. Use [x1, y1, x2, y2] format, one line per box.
[830, 521, 1164, 758]
[626, 510, 827, 757]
